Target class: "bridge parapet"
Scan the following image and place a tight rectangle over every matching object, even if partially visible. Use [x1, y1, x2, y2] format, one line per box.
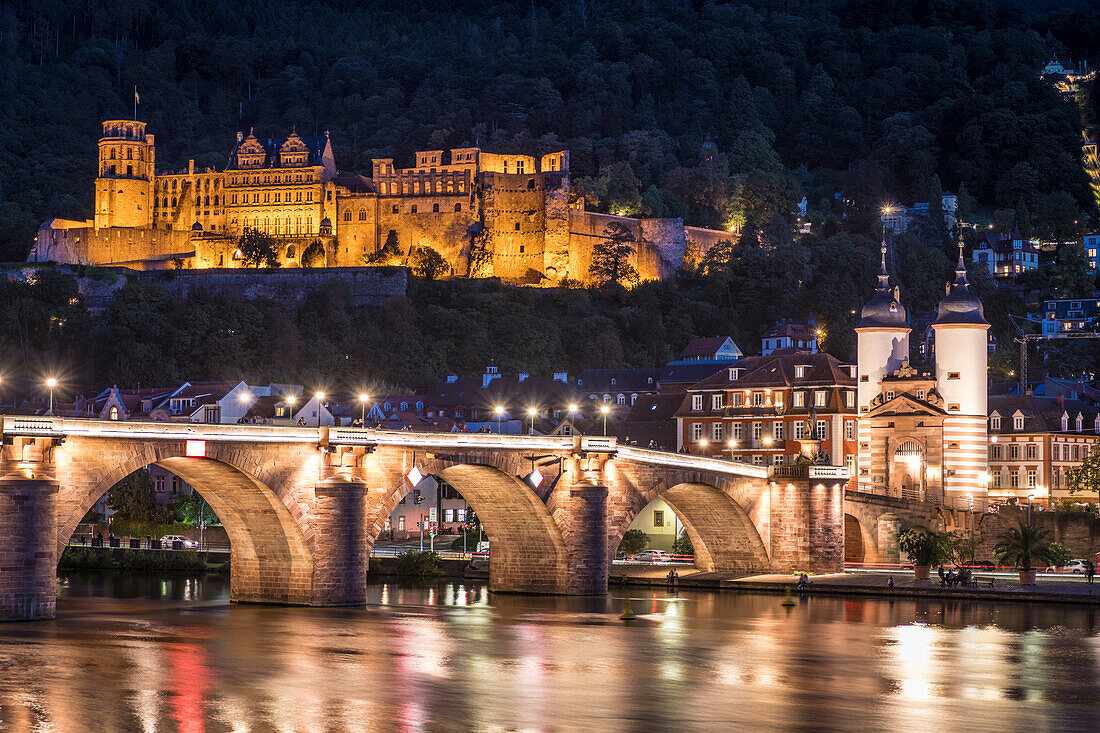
[770, 464, 850, 482]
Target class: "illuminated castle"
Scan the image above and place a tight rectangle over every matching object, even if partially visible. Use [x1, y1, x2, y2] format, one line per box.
[855, 239, 990, 503]
[32, 120, 731, 282]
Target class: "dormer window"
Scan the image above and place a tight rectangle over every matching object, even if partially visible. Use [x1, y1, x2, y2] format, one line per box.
[1076, 413, 1084, 432]
[1061, 413, 1069, 431]
[1015, 415, 1025, 431]
[794, 365, 810, 379]
[990, 415, 1001, 431]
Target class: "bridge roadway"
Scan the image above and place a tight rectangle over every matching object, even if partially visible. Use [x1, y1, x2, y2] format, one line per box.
[1, 416, 852, 621]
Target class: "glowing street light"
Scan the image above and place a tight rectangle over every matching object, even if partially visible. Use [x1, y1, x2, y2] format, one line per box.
[494, 405, 505, 434]
[359, 393, 369, 425]
[527, 406, 538, 435]
[285, 393, 298, 424]
[313, 391, 325, 427]
[600, 404, 610, 436]
[45, 377, 58, 416]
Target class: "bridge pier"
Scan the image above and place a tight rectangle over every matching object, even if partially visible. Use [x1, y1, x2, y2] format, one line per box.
[768, 473, 845, 575]
[310, 478, 369, 606]
[0, 477, 59, 621]
[559, 481, 609, 594]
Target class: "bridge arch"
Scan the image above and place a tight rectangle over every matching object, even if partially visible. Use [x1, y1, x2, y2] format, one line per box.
[57, 448, 313, 605]
[609, 472, 771, 574]
[843, 513, 879, 563]
[374, 456, 570, 593]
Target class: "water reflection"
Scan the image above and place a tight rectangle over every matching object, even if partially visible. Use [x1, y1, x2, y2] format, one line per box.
[0, 578, 1094, 731]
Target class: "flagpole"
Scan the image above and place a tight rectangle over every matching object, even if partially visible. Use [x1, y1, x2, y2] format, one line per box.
[133, 86, 138, 121]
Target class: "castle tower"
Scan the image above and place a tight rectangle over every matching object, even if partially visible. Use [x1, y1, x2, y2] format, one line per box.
[932, 240, 990, 501]
[94, 120, 155, 229]
[855, 240, 910, 489]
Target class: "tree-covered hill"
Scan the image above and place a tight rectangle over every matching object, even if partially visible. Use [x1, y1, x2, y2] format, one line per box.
[1, 0, 1099, 260]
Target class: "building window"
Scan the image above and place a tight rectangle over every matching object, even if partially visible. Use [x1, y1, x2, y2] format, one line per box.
[844, 421, 855, 440]
[885, 391, 895, 402]
[692, 395, 703, 411]
[411, 205, 418, 213]
[732, 393, 745, 407]
[1010, 471, 1020, 488]
[392, 204, 399, 214]
[752, 392, 765, 407]
[711, 422, 724, 441]
[514, 222, 520, 231]
[690, 423, 704, 441]
[731, 422, 743, 441]
[653, 510, 664, 528]
[344, 211, 352, 221]
[358, 209, 367, 221]
[992, 471, 1002, 488]
[793, 392, 805, 408]
[991, 445, 1003, 460]
[433, 203, 440, 213]
[990, 416, 1001, 431]
[844, 391, 854, 408]
[948, 372, 961, 380]
[109, 406, 119, 420]
[814, 390, 827, 407]
[1052, 443, 1060, 461]
[1027, 469, 1037, 488]
[1026, 444, 1038, 460]
[773, 422, 785, 441]
[794, 421, 806, 440]
[1014, 416, 1025, 431]
[1009, 444, 1019, 460]
[712, 394, 725, 410]
[815, 420, 828, 440]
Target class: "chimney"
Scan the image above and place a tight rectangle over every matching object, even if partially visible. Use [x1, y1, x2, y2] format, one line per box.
[1058, 393, 1065, 408]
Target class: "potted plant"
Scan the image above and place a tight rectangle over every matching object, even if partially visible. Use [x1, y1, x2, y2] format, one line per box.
[897, 528, 948, 580]
[993, 521, 1054, 585]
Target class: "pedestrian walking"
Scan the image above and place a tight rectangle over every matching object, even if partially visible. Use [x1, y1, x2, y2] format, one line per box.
[666, 568, 678, 589]
[937, 564, 945, 586]
[1087, 561, 1095, 584]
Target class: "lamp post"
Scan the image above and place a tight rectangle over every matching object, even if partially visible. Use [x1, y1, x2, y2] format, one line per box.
[494, 405, 504, 434]
[359, 393, 369, 425]
[726, 438, 738, 460]
[568, 403, 579, 435]
[527, 407, 537, 435]
[45, 377, 58, 416]
[1028, 493, 1035, 523]
[314, 391, 325, 427]
[699, 437, 709, 456]
[600, 404, 610, 436]
[285, 393, 297, 424]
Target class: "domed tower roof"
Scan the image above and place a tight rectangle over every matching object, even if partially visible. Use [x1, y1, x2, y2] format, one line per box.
[857, 241, 908, 330]
[934, 239, 987, 327]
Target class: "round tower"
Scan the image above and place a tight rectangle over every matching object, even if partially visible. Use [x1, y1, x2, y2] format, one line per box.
[855, 242, 910, 414]
[95, 120, 155, 229]
[932, 240, 989, 500]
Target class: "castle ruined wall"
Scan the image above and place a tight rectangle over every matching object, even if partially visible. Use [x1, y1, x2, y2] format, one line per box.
[482, 172, 548, 281]
[334, 194, 381, 267]
[639, 218, 687, 279]
[34, 224, 193, 269]
[685, 226, 735, 261]
[376, 194, 477, 275]
[542, 175, 571, 282]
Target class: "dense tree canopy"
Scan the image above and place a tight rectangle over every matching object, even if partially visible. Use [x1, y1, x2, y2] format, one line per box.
[2, 0, 1100, 261]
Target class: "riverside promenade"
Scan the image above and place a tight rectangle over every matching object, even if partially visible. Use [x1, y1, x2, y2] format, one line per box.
[617, 566, 1100, 605]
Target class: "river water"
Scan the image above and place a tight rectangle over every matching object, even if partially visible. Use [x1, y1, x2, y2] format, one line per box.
[0, 572, 1097, 731]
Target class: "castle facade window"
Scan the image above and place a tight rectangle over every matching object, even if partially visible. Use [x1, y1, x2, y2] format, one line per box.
[358, 210, 366, 221]
[433, 204, 439, 213]
[455, 203, 461, 212]
[344, 211, 352, 222]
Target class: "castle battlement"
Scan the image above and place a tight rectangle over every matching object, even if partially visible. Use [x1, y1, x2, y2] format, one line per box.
[33, 121, 728, 282]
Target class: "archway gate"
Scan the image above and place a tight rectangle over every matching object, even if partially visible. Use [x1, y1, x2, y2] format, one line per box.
[0, 418, 846, 620]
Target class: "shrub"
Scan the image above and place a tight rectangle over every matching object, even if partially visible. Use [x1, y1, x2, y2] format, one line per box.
[672, 533, 694, 555]
[396, 550, 442, 576]
[897, 528, 950, 566]
[994, 521, 1056, 571]
[618, 529, 649, 556]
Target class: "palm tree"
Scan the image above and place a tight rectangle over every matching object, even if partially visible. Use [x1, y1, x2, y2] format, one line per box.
[993, 521, 1054, 580]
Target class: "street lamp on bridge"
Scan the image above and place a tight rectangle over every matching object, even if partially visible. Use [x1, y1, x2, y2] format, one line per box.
[45, 377, 58, 416]
[494, 405, 504, 434]
[358, 393, 369, 425]
[314, 391, 325, 427]
[527, 407, 538, 435]
[600, 404, 610, 436]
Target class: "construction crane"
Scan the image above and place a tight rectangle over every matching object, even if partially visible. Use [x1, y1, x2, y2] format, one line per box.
[1009, 313, 1100, 393]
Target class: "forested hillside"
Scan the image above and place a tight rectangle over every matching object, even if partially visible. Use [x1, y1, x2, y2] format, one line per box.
[2, 0, 1100, 396]
[1, 0, 1099, 259]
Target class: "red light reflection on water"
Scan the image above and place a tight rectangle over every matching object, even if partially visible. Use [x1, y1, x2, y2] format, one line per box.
[166, 641, 211, 733]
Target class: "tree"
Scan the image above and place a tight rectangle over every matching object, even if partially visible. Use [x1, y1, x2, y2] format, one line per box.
[672, 532, 694, 555]
[993, 521, 1055, 571]
[589, 221, 639, 287]
[108, 469, 156, 521]
[1067, 447, 1100, 495]
[618, 528, 649, 556]
[467, 225, 494, 278]
[236, 228, 280, 268]
[411, 246, 449, 280]
[301, 240, 326, 268]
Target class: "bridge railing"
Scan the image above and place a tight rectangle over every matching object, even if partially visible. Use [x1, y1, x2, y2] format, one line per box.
[770, 465, 851, 481]
[1, 416, 319, 443]
[616, 445, 769, 478]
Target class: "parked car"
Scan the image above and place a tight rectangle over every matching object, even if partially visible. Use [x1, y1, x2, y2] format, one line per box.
[160, 535, 197, 548]
[632, 550, 670, 564]
[1063, 559, 1088, 574]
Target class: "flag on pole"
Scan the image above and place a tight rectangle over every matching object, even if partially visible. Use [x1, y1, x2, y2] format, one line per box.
[133, 86, 139, 120]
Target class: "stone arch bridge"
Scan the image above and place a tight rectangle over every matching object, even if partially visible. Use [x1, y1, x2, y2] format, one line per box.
[0, 417, 848, 620]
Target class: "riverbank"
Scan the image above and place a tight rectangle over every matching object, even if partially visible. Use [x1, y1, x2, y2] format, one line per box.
[617, 566, 1100, 605]
[59, 547, 228, 573]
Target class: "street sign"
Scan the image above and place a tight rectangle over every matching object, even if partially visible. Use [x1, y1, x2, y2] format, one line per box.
[429, 507, 437, 522]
